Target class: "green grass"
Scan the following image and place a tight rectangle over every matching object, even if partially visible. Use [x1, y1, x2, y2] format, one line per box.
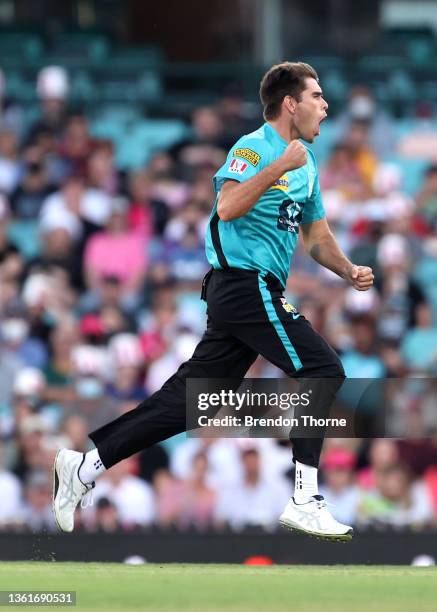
[0, 563, 436, 611]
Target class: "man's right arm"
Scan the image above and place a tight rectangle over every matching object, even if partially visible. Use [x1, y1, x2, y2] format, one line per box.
[217, 140, 307, 221]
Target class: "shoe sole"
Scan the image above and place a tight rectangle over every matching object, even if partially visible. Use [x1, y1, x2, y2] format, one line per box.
[52, 449, 64, 532]
[53, 449, 77, 533]
[279, 518, 353, 543]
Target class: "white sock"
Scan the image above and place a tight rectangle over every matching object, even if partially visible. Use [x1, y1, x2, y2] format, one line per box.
[293, 461, 318, 503]
[78, 448, 106, 485]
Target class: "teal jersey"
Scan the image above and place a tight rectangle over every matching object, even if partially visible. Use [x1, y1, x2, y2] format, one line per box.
[205, 122, 325, 287]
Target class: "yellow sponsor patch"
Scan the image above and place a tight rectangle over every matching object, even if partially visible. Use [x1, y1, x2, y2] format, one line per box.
[271, 174, 289, 191]
[233, 147, 261, 167]
[280, 297, 297, 313]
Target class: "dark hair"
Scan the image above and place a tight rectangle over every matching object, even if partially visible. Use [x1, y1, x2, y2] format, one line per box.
[259, 61, 319, 120]
[426, 164, 437, 178]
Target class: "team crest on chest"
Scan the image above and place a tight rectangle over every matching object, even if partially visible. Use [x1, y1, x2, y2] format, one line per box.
[277, 199, 303, 233]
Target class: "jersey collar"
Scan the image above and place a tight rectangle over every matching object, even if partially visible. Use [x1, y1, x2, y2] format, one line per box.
[265, 122, 288, 148]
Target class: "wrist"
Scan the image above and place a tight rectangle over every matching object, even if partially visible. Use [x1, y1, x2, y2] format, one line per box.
[272, 157, 288, 177]
[342, 262, 354, 281]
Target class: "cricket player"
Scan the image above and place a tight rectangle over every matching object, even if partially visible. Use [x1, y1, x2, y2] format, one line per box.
[53, 62, 373, 540]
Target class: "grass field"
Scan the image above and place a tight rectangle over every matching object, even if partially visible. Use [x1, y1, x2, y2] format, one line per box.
[0, 563, 436, 611]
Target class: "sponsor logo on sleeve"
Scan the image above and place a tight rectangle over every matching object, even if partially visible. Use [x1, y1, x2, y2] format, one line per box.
[233, 148, 261, 167]
[228, 158, 248, 174]
[271, 174, 289, 191]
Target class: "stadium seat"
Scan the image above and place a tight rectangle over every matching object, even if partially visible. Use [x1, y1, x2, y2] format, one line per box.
[50, 32, 110, 64]
[113, 119, 187, 169]
[0, 31, 44, 67]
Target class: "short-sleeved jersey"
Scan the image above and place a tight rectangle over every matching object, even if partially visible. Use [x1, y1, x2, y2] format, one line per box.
[205, 122, 325, 288]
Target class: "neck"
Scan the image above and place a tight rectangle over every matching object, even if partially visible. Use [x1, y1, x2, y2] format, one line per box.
[267, 116, 300, 143]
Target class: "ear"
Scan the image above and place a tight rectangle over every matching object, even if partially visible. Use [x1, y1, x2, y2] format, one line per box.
[283, 95, 297, 115]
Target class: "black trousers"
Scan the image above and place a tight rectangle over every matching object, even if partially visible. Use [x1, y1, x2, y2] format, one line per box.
[89, 268, 345, 469]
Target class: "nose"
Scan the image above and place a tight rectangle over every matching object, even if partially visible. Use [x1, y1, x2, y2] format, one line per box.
[323, 98, 328, 112]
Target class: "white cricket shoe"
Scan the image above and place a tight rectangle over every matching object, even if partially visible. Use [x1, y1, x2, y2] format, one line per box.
[279, 495, 353, 542]
[52, 449, 95, 533]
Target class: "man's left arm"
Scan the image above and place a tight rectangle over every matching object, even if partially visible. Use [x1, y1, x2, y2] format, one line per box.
[300, 217, 374, 291]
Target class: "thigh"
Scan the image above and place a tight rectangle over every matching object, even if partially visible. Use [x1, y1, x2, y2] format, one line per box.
[178, 315, 259, 379]
[208, 271, 343, 378]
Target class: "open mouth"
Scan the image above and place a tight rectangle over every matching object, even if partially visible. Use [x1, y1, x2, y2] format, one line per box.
[315, 114, 327, 135]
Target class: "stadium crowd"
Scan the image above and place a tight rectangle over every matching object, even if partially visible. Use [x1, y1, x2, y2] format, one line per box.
[1, 66, 437, 534]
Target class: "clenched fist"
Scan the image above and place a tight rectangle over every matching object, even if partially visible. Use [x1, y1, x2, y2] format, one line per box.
[346, 265, 374, 291]
[280, 140, 307, 172]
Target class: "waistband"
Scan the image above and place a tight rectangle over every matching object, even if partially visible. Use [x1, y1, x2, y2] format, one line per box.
[211, 266, 284, 291]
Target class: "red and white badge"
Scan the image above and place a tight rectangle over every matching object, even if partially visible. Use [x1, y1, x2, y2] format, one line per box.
[228, 158, 248, 174]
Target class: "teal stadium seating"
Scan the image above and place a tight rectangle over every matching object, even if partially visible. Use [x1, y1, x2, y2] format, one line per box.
[0, 27, 436, 169]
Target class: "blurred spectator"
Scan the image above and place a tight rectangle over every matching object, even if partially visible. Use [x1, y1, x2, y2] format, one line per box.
[0, 68, 23, 137]
[214, 446, 289, 530]
[146, 331, 199, 393]
[170, 438, 244, 489]
[37, 225, 80, 283]
[13, 367, 47, 423]
[414, 233, 437, 320]
[357, 439, 400, 490]
[20, 469, 57, 532]
[106, 333, 145, 401]
[44, 320, 79, 388]
[215, 84, 259, 150]
[83, 197, 147, 313]
[154, 469, 185, 527]
[28, 66, 70, 142]
[58, 114, 96, 177]
[128, 170, 169, 237]
[169, 107, 227, 181]
[39, 173, 112, 233]
[87, 142, 119, 195]
[60, 414, 90, 453]
[320, 143, 366, 200]
[341, 315, 385, 378]
[357, 463, 434, 528]
[376, 233, 427, 343]
[0, 196, 24, 282]
[0, 339, 24, 409]
[91, 496, 122, 532]
[62, 343, 119, 431]
[157, 452, 216, 530]
[320, 447, 359, 525]
[12, 413, 53, 481]
[10, 161, 55, 220]
[416, 165, 437, 230]
[401, 302, 437, 373]
[0, 441, 22, 528]
[335, 85, 395, 157]
[161, 201, 209, 282]
[0, 128, 20, 195]
[342, 119, 378, 191]
[91, 457, 155, 528]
